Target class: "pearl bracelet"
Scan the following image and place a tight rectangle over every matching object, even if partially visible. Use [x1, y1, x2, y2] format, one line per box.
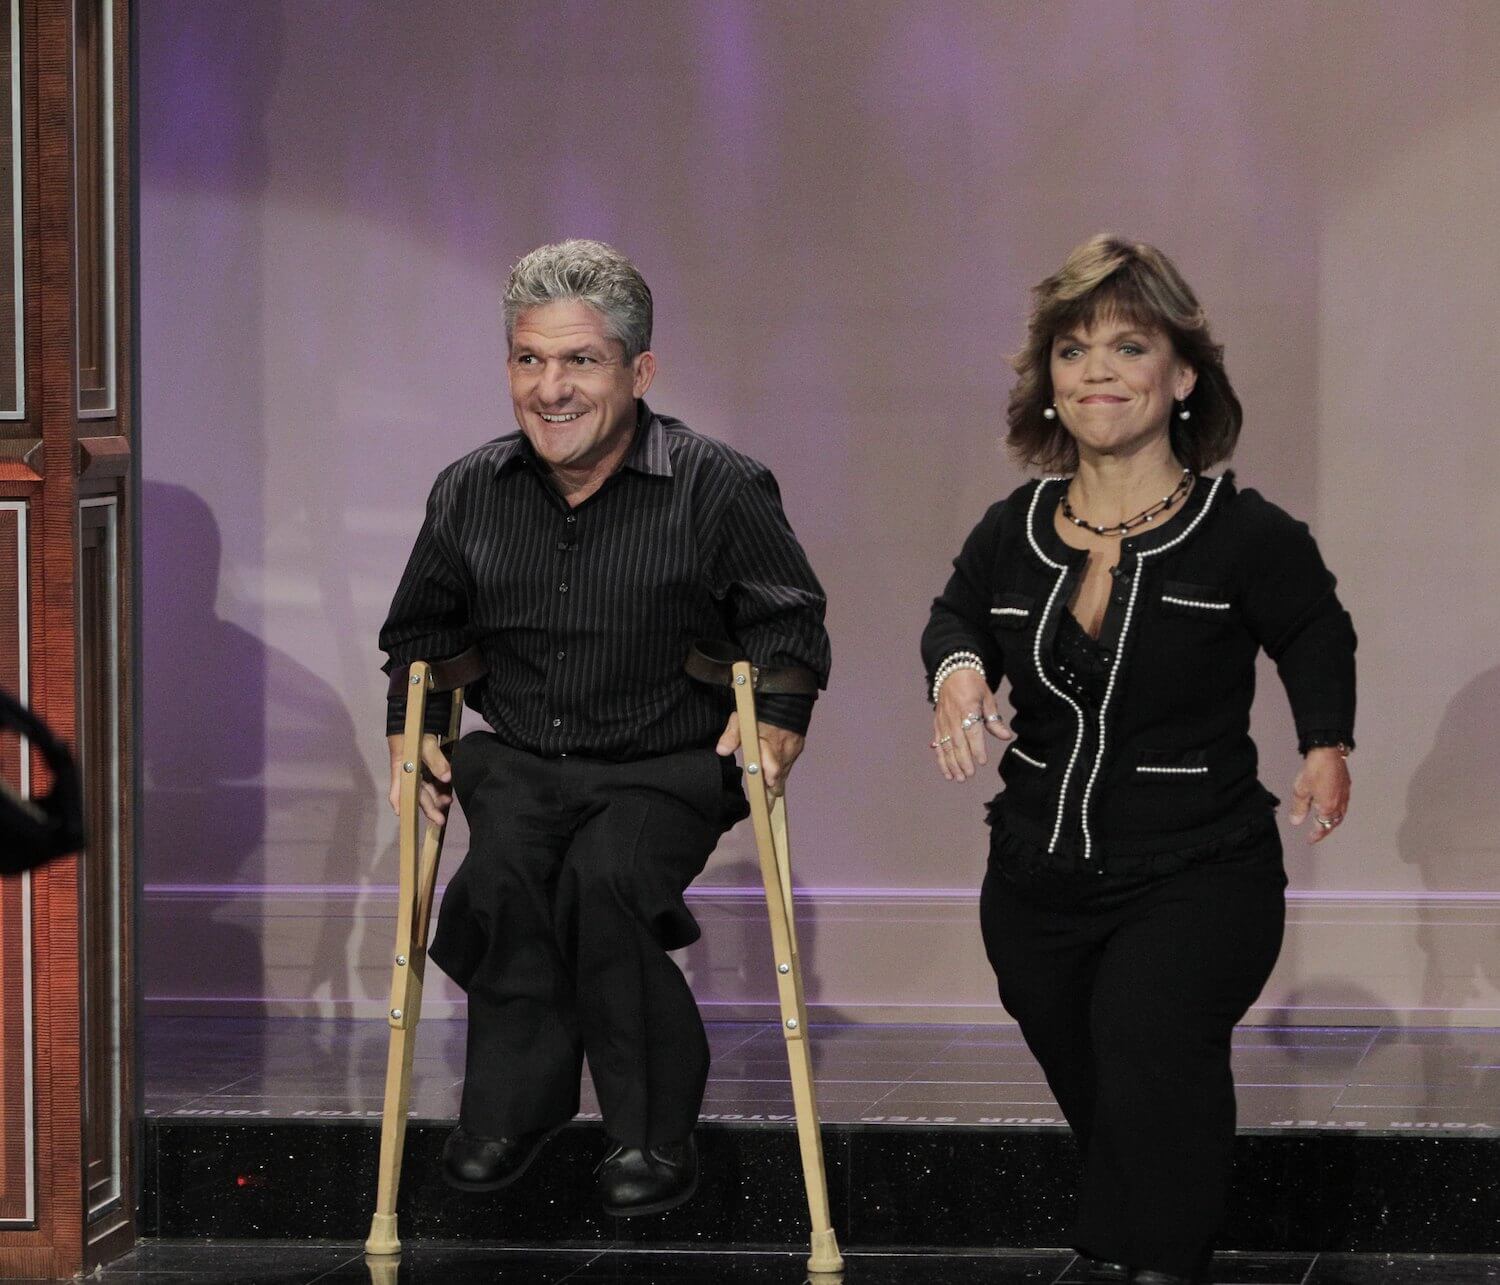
[930, 651, 986, 705]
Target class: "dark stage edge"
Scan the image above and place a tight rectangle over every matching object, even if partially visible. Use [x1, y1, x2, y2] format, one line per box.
[9, 1242, 1500, 1285]
[139, 1019, 1500, 1258]
[142, 1117, 1500, 1255]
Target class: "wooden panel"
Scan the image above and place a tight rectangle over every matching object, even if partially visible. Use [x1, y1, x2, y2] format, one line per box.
[77, 500, 117, 1217]
[72, 0, 110, 417]
[80, 5, 133, 1246]
[104, 0, 126, 443]
[76, 433, 125, 479]
[0, 502, 33, 1226]
[0, 0, 134, 1271]
[81, 0, 132, 1264]
[6, 0, 88, 1271]
[0, 0, 20, 419]
[0, 505, 21, 849]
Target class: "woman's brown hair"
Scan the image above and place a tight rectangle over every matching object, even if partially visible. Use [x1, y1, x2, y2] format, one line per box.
[1006, 235, 1242, 474]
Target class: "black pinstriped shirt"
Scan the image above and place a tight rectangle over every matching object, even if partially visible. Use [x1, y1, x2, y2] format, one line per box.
[379, 402, 830, 757]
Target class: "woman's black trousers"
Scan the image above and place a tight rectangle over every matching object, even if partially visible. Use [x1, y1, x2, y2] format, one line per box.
[980, 824, 1286, 1278]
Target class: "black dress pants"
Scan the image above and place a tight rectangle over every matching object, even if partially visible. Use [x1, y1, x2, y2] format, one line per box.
[430, 732, 743, 1148]
[980, 819, 1286, 1279]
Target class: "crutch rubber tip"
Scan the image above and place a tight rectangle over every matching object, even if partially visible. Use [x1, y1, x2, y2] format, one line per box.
[364, 1212, 401, 1256]
[363, 1253, 403, 1285]
[806, 1228, 844, 1274]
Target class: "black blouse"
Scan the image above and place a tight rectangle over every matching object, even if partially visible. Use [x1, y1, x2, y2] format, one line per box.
[1052, 608, 1111, 710]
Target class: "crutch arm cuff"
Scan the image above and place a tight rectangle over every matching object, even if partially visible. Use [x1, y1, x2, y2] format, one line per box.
[385, 646, 487, 698]
[684, 640, 820, 695]
[385, 647, 488, 736]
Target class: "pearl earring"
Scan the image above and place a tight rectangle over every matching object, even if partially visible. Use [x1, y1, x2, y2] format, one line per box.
[1043, 405, 1057, 420]
[1177, 401, 1191, 421]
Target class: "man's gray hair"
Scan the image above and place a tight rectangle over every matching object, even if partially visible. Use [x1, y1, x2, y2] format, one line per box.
[503, 239, 654, 361]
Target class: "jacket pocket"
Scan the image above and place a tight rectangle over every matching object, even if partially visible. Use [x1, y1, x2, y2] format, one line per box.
[990, 591, 1035, 630]
[1134, 747, 1209, 780]
[1159, 579, 1234, 617]
[1007, 745, 1048, 771]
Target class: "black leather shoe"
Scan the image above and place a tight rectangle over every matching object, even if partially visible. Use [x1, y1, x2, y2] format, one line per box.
[597, 1135, 699, 1216]
[440, 1123, 556, 1192]
[1081, 1255, 1130, 1281]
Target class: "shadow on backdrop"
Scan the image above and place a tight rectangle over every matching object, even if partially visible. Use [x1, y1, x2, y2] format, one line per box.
[1398, 664, 1500, 1102]
[142, 482, 377, 1036]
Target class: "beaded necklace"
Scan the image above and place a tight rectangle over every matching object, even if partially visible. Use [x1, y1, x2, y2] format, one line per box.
[1061, 468, 1193, 537]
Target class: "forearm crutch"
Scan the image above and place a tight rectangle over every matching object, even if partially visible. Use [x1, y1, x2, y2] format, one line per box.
[366, 647, 485, 1258]
[687, 643, 843, 1275]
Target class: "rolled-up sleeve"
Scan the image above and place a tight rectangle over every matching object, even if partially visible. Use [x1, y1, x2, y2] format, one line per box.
[920, 502, 1007, 699]
[710, 466, 831, 735]
[1238, 501, 1357, 754]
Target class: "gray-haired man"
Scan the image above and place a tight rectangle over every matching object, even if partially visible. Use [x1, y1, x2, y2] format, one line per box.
[379, 240, 830, 1215]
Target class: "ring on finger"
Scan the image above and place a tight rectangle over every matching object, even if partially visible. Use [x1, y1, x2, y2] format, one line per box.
[938, 734, 954, 746]
[984, 713, 1004, 724]
[1314, 814, 1339, 830]
[960, 713, 981, 731]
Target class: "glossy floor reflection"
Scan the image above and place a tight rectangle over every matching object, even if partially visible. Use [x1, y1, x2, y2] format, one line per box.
[145, 1018, 1500, 1135]
[5, 1242, 1500, 1284]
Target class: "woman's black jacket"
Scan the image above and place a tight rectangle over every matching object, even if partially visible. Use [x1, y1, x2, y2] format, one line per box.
[921, 472, 1356, 865]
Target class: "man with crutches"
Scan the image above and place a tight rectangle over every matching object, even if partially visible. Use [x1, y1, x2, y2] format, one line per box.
[377, 240, 830, 1218]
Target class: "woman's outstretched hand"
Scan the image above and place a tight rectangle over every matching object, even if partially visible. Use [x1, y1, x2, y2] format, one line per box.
[1289, 747, 1351, 844]
[931, 668, 1012, 782]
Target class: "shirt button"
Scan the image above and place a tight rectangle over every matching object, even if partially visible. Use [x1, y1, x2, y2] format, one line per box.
[558, 583, 568, 593]
[552, 718, 562, 727]
[557, 541, 572, 551]
[565, 515, 577, 524]
[556, 650, 566, 660]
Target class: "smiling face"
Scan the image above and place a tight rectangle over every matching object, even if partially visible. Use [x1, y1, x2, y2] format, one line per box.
[1049, 315, 1196, 460]
[507, 299, 656, 478]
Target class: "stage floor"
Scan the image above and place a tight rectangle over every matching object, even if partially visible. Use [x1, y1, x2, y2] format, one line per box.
[145, 1017, 1500, 1135]
[7, 1240, 1499, 1283]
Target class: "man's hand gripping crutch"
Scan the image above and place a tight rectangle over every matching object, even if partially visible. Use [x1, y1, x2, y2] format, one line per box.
[366, 647, 485, 1259]
[687, 641, 845, 1277]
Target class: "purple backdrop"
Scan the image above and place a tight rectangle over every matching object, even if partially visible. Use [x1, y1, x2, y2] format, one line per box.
[138, 1, 1500, 1024]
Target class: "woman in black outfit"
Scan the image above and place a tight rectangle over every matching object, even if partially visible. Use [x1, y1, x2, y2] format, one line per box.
[921, 235, 1356, 1285]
